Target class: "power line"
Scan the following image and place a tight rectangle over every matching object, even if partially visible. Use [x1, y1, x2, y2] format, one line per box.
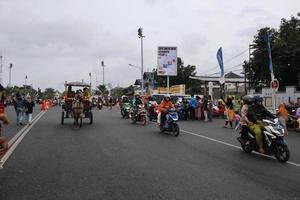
[200, 48, 248, 75]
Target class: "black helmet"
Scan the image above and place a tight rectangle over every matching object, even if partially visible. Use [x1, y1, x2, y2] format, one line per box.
[253, 96, 263, 104]
[242, 95, 253, 105]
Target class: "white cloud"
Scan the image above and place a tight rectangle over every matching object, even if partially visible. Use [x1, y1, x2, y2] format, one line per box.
[0, 0, 299, 91]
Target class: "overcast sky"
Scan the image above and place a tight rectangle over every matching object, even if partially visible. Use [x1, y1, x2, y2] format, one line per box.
[0, 0, 299, 91]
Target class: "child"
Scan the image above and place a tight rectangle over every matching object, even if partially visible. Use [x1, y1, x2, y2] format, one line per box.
[25, 96, 35, 125]
[234, 111, 241, 129]
[224, 104, 234, 128]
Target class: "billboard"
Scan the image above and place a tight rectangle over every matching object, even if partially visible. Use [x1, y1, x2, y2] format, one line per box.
[157, 46, 177, 76]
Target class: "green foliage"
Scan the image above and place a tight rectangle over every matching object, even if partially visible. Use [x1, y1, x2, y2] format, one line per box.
[111, 87, 124, 99]
[97, 84, 109, 95]
[44, 88, 56, 99]
[244, 14, 300, 89]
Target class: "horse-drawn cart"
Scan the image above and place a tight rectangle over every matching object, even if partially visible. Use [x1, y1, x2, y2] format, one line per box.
[61, 81, 93, 127]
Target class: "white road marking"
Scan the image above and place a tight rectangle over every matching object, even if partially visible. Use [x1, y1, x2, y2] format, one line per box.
[0, 111, 46, 169]
[181, 129, 300, 168]
[8, 111, 43, 146]
[102, 109, 300, 168]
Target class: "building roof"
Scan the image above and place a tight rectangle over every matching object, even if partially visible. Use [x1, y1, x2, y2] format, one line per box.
[190, 72, 247, 83]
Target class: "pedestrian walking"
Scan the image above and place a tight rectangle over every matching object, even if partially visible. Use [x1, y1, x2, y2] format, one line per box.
[207, 97, 213, 122]
[233, 111, 241, 129]
[14, 93, 25, 125]
[224, 97, 234, 128]
[189, 94, 197, 120]
[195, 96, 202, 120]
[277, 103, 289, 135]
[203, 96, 209, 122]
[25, 96, 35, 125]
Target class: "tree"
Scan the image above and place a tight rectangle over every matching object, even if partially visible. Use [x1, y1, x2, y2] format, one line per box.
[111, 86, 124, 99]
[44, 88, 55, 99]
[244, 14, 300, 89]
[97, 84, 109, 95]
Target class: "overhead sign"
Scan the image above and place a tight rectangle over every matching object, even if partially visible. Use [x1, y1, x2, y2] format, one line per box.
[157, 46, 177, 76]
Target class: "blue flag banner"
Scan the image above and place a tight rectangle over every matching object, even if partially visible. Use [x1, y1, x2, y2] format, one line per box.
[263, 34, 274, 75]
[216, 47, 225, 84]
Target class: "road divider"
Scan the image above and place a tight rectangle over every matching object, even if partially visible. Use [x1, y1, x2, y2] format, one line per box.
[0, 111, 47, 169]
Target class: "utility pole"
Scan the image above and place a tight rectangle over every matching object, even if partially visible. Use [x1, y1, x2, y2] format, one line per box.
[138, 27, 145, 95]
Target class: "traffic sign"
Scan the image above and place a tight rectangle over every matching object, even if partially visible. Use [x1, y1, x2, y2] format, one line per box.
[271, 79, 279, 90]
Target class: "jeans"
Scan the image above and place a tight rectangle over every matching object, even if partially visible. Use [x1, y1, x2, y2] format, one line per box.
[16, 111, 23, 124]
[27, 113, 33, 124]
[208, 111, 213, 121]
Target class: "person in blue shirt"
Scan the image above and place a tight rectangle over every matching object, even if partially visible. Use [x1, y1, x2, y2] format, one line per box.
[189, 94, 197, 120]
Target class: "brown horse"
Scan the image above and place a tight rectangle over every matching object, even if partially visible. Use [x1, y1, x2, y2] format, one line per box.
[72, 100, 84, 128]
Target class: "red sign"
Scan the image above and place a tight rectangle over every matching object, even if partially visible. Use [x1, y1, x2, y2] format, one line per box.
[271, 79, 279, 89]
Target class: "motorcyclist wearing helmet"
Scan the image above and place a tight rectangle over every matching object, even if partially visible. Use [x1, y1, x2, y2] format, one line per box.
[159, 94, 174, 127]
[247, 96, 275, 153]
[240, 95, 253, 142]
[132, 94, 144, 116]
[121, 95, 130, 115]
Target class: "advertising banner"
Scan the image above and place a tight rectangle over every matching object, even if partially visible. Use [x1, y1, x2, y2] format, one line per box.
[157, 46, 177, 76]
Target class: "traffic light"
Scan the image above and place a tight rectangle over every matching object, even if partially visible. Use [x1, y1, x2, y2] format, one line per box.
[138, 27, 143, 37]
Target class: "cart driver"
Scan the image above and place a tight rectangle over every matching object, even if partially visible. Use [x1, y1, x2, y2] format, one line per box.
[66, 85, 75, 100]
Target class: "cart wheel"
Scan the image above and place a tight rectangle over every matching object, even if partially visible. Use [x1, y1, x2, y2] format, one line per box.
[61, 111, 64, 125]
[89, 112, 93, 124]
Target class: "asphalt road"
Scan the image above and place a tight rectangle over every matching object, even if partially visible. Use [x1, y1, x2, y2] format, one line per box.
[0, 107, 300, 200]
[2, 105, 41, 140]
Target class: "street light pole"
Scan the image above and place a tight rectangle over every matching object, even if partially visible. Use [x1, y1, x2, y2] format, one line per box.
[9, 63, 12, 87]
[89, 72, 92, 87]
[0, 55, 3, 85]
[25, 75, 28, 93]
[138, 27, 145, 95]
[101, 61, 105, 86]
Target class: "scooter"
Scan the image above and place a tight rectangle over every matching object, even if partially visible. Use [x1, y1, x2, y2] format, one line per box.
[97, 101, 103, 110]
[159, 108, 180, 136]
[237, 118, 290, 162]
[121, 103, 131, 119]
[130, 105, 147, 125]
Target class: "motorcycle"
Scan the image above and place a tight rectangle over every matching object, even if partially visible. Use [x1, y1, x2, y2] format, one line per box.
[237, 118, 290, 162]
[97, 101, 103, 110]
[121, 103, 131, 119]
[130, 105, 147, 125]
[147, 103, 159, 121]
[159, 108, 180, 136]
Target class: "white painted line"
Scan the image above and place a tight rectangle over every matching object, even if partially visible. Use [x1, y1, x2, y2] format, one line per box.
[0, 111, 46, 169]
[181, 129, 300, 168]
[8, 111, 44, 146]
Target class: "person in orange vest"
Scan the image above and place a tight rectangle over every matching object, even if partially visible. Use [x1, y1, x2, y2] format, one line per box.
[159, 94, 174, 128]
[41, 99, 47, 111]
